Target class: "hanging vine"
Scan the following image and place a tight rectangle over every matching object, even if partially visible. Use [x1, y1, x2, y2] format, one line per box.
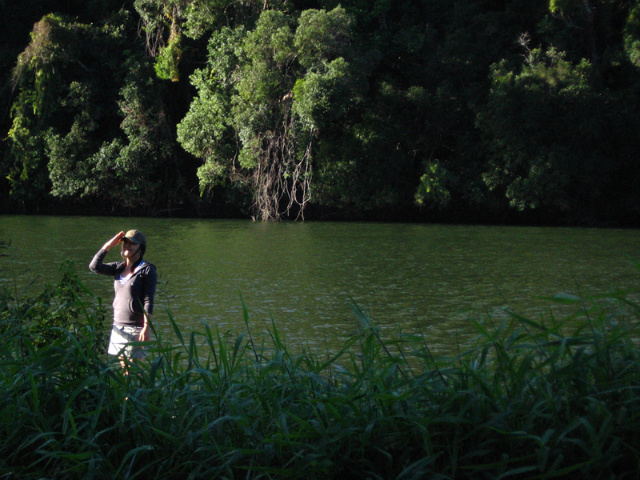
[250, 104, 313, 221]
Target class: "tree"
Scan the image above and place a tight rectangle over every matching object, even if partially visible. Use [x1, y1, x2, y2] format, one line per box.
[477, 45, 640, 222]
[6, 13, 122, 208]
[546, 0, 635, 84]
[623, 0, 640, 67]
[178, 6, 356, 220]
[8, 9, 184, 213]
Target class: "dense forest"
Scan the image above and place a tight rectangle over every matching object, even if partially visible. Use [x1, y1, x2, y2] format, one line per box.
[1, 0, 640, 225]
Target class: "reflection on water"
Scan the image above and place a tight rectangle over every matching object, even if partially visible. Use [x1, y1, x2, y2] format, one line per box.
[1, 216, 639, 354]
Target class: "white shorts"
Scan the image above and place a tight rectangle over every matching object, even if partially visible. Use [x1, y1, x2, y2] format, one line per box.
[108, 325, 146, 359]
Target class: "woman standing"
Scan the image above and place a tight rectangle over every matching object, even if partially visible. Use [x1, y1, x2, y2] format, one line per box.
[89, 230, 157, 365]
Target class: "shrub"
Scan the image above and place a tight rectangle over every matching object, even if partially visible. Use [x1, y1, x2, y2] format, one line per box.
[1, 264, 640, 478]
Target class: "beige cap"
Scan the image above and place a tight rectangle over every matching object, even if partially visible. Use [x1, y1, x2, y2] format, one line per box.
[123, 229, 146, 245]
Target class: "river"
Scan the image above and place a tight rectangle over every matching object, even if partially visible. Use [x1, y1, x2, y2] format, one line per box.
[1, 215, 639, 355]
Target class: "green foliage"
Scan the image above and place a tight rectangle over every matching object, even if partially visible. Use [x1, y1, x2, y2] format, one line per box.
[107, 58, 182, 210]
[2, 272, 640, 477]
[6, 10, 158, 210]
[549, 0, 575, 15]
[176, 26, 244, 193]
[477, 48, 622, 215]
[415, 161, 452, 208]
[5, 0, 640, 223]
[6, 7, 184, 213]
[46, 82, 101, 198]
[154, 32, 182, 81]
[134, 0, 278, 44]
[177, 83, 230, 184]
[293, 57, 353, 130]
[6, 13, 71, 202]
[182, 0, 228, 39]
[624, 0, 640, 67]
[177, 7, 359, 219]
[0, 260, 107, 351]
[134, 0, 167, 35]
[294, 7, 353, 69]
[311, 80, 463, 212]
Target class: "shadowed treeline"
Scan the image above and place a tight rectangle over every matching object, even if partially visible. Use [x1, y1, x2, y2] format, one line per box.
[2, 1, 640, 225]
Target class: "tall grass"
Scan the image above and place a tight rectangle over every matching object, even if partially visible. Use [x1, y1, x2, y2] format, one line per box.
[1, 270, 640, 478]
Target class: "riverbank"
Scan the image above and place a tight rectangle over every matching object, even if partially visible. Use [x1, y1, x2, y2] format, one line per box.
[1, 267, 640, 478]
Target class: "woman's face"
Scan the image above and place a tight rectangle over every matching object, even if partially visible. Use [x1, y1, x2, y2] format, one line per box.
[121, 239, 140, 258]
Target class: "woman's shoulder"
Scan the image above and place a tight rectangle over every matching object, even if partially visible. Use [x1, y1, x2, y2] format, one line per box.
[139, 261, 157, 273]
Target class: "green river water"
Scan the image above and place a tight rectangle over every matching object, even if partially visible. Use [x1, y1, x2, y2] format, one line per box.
[1, 215, 639, 354]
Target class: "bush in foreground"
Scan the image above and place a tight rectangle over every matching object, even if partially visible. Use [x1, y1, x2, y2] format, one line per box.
[1, 274, 640, 479]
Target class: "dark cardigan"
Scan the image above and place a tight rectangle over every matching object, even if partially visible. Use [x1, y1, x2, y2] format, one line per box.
[89, 248, 157, 327]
